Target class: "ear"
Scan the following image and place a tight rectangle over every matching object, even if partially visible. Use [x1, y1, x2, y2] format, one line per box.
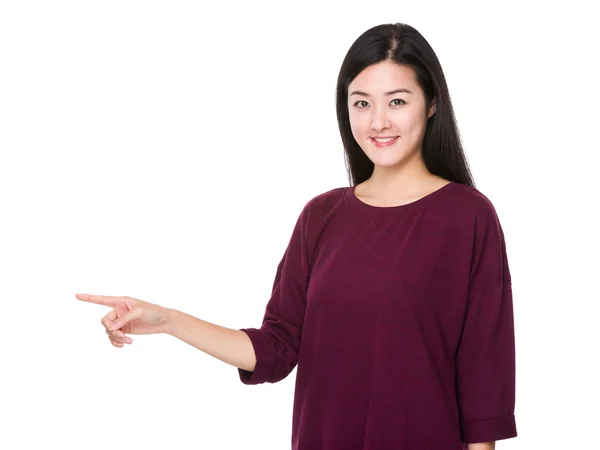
[427, 99, 437, 119]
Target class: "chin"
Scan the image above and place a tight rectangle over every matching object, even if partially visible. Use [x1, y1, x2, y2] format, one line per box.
[366, 145, 420, 166]
[367, 153, 409, 167]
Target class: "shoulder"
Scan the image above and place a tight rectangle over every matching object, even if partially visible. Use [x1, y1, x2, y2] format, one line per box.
[441, 182, 502, 225]
[289, 187, 348, 245]
[442, 183, 509, 254]
[300, 186, 348, 219]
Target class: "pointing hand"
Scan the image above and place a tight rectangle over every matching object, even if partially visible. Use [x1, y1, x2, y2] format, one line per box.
[76, 294, 173, 347]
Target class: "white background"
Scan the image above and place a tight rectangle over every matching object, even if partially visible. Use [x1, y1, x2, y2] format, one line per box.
[1, 1, 598, 449]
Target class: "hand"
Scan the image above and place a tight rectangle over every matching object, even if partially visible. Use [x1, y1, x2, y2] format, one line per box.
[76, 293, 173, 347]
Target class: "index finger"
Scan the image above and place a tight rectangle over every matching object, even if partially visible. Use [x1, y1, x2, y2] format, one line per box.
[75, 293, 124, 307]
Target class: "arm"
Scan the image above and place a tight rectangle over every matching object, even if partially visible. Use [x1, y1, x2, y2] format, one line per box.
[164, 309, 257, 372]
[468, 443, 495, 450]
[456, 203, 517, 444]
[163, 202, 312, 381]
[237, 203, 313, 384]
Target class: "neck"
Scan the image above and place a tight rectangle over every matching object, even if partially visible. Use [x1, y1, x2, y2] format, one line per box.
[366, 152, 438, 195]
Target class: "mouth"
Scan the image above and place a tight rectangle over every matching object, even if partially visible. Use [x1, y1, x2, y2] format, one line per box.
[370, 136, 399, 147]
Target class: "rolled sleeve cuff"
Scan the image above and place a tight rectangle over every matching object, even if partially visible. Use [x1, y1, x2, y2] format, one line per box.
[461, 414, 517, 443]
[237, 328, 276, 385]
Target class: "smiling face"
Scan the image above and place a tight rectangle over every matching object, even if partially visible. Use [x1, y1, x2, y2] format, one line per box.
[348, 60, 436, 172]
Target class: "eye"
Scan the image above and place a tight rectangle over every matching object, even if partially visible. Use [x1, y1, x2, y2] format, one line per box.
[352, 99, 405, 108]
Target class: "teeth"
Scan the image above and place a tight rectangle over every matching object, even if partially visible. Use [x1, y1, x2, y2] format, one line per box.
[373, 137, 397, 143]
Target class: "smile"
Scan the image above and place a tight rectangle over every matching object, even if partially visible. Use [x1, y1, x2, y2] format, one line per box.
[370, 136, 399, 147]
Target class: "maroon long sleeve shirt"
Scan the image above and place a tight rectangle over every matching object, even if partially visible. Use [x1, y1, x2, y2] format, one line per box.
[238, 181, 517, 449]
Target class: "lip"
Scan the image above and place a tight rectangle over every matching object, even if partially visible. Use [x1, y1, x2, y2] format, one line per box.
[370, 136, 399, 147]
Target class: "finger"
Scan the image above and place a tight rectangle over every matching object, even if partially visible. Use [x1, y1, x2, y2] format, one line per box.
[101, 310, 118, 330]
[105, 327, 123, 338]
[109, 308, 142, 331]
[76, 293, 125, 308]
[115, 334, 132, 344]
[106, 328, 133, 344]
[109, 336, 124, 348]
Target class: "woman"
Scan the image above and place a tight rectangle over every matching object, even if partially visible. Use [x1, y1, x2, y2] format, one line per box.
[77, 23, 517, 450]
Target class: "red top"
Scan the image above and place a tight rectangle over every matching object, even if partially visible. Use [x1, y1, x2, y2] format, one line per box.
[239, 181, 517, 449]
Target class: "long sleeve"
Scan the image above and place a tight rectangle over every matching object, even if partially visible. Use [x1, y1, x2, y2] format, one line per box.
[238, 203, 312, 385]
[455, 204, 518, 443]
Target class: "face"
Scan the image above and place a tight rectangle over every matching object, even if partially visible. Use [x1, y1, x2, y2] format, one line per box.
[347, 61, 436, 171]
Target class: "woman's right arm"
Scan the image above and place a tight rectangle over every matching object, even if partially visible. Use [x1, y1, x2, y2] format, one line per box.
[76, 293, 259, 372]
[77, 201, 313, 381]
[165, 309, 257, 372]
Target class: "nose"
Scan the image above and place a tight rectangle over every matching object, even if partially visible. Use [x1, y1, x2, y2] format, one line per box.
[370, 105, 391, 131]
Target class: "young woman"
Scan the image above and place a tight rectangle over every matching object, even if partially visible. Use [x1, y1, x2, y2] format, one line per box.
[77, 23, 517, 450]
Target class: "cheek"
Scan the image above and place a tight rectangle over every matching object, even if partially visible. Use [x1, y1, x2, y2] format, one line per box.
[348, 114, 362, 138]
[348, 109, 426, 139]
[398, 113, 425, 134]
[349, 113, 369, 134]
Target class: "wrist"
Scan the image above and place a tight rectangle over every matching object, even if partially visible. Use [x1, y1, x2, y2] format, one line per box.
[163, 307, 180, 335]
[467, 443, 495, 450]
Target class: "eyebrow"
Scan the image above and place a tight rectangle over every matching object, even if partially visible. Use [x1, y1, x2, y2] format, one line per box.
[349, 88, 413, 97]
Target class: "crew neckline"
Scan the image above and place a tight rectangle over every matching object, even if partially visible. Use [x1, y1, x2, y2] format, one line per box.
[343, 181, 457, 217]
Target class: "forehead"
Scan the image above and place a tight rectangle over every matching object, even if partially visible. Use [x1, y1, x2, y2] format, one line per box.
[349, 61, 418, 92]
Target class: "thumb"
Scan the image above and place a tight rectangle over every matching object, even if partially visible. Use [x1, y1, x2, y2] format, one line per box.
[109, 308, 142, 330]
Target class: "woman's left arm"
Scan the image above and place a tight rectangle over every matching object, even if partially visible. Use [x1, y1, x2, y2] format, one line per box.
[455, 203, 518, 444]
[468, 442, 495, 450]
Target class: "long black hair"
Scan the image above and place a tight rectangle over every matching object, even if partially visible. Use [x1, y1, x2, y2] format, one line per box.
[335, 23, 475, 188]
